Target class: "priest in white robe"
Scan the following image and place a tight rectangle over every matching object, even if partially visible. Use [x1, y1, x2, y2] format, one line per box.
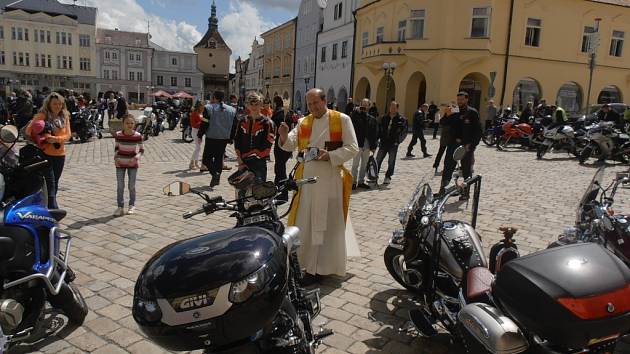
[278, 89, 359, 279]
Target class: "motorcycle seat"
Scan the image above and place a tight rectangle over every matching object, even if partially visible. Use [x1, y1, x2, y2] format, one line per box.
[466, 267, 494, 301]
[49, 209, 67, 222]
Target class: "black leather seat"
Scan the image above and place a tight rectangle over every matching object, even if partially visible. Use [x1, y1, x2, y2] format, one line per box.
[48, 209, 67, 222]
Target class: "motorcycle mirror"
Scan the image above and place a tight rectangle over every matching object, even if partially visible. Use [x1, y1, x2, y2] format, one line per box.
[453, 146, 466, 161]
[0, 125, 18, 144]
[163, 181, 191, 196]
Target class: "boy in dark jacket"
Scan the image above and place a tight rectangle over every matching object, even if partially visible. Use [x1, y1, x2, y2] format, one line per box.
[406, 103, 431, 158]
[351, 99, 379, 189]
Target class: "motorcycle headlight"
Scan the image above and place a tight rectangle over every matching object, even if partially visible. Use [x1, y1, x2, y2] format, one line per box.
[229, 264, 274, 303]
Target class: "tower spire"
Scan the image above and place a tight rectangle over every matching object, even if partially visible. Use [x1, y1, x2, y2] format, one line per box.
[209, 0, 218, 30]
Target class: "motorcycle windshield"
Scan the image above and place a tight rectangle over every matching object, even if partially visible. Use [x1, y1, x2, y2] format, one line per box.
[399, 174, 432, 225]
[576, 166, 605, 224]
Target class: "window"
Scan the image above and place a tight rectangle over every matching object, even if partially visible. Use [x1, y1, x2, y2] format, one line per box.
[68, 33, 71, 45]
[11, 27, 16, 40]
[17, 28, 22, 41]
[136, 53, 141, 61]
[376, 27, 384, 43]
[103, 69, 110, 79]
[171, 57, 177, 65]
[46, 31, 50, 43]
[129, 71, 135, 81]
[170, 76, 177, 86]
[56, 32, 60, 44]
[274, 62, 280, 76]
[105, 51, 110, 60]
[398, 20, 407, 41]
[25, 53, 29, 66]
[332, 43, 338, 60]
[62, 56, 67, 69]
[56, 55, 60, 69]
[157, 75, 163, 85]
[12, 52, 16, 65]
[581, 26, 596, 53]
[362, 31, 368, 47]
[321, 46, 326, 63]
[61, 32, 66, 45]
[208, 40, 216, 49]
[410, 10, 425, 39]
[471, 7, 491, 38]
[129, 53, 134, 61]
[137, 72, 143, 81]
[334, 3, 343, 20]
[275, 34, 281, 51]
[47, 55, 51, 68]
[80, 34, 90, 47]
[0, 26, 3, 39]
[112, 51, 118, 60]
[40, 30, 45, 43]
[80, 58, 90, 71]
[34, 29, 38, 42]
[24, 29, 28, 41]
[35, 53, 39, 66]
[525, 18, 541, 47]
[112, 70, 118, 80]
[610, 30, 624, 57]
[341, 40, 348, 58]
[0, 51, 4, 65]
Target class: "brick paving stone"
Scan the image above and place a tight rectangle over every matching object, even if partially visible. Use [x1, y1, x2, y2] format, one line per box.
[92, 344, 130, 354]
[28, 126, 627, 354]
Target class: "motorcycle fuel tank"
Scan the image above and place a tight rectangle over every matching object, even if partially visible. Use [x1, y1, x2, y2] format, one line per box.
[493, 243, 630, 349]
[133, 226, 288, 351]
[426, 221, 487, 279]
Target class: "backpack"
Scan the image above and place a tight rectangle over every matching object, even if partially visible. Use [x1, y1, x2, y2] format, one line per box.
[366, 154, 378, 182]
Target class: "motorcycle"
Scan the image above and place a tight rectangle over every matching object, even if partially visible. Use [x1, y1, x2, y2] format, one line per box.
[495, 117, 541, 150]
[135, 107, 155, 141]
[578, 121, 630, 164]
[150, 108, 166, 137]
[167, 106, 180, 131]
[536, 124, 579, 159]
[132, 173, 333, 353]
[551, 166, 630, 266]
[385, 147, 630, 353]
[0, 130, 88, 352]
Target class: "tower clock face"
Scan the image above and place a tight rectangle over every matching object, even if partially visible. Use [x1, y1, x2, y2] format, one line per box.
[317, 0, 327, 9]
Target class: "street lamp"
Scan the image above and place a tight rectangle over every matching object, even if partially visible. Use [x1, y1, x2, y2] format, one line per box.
[382, 62, 397, 113]
[585, 18, 602, 112]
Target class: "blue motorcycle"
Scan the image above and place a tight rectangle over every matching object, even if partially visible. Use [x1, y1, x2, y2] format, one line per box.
[0, 135, 87, 352]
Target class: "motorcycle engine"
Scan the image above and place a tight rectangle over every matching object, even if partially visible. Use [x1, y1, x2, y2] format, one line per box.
[0, 299, 23, 332]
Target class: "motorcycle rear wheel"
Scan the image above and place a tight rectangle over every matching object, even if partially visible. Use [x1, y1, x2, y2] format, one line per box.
[384, 246, 423, 293]
[579, 146, 592, 164]
[48, 282, 88, 325]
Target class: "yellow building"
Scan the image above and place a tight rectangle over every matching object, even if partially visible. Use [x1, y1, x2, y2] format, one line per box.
[262, 18, 296, 104]
[353, 0, 630, 120]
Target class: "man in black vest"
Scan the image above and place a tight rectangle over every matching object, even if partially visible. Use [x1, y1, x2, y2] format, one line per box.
[376, 100, 407, 185]
[406, 103, 431, 158]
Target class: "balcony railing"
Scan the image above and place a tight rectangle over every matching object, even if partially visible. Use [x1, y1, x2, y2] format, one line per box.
[361, 41, 406, 59]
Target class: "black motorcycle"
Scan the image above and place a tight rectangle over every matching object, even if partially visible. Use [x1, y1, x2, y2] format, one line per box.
[167, 106, 180, 131]
[385, 148, 630, 353]
[132, 174, 332, 353]
[70, 107, 100, 142]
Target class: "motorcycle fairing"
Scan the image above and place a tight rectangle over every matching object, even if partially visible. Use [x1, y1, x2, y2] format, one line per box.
[576, 167, 605, 225]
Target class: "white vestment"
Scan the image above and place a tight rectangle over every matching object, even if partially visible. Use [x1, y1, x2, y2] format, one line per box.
[281, 111, 360, 276]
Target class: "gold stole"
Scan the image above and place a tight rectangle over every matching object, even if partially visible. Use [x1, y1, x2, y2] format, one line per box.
[287, 110, 353, 226]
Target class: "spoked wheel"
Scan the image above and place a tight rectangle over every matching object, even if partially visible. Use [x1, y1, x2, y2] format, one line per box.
[384, 246, 423, 293]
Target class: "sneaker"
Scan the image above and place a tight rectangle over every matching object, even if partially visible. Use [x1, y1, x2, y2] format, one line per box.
[406, 153, 415, 158]
[423, 153, 432, 158]
[383, 177, 391, 185]
[358, 183, 371, 189]
[113, 207, 124, 217]
[127, 206, 136, 215]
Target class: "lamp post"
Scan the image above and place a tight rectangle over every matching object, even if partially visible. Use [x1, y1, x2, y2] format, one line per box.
[382, 62, 397, 114]
[265, 84, 270, 98]
[585, 18, 602, 112]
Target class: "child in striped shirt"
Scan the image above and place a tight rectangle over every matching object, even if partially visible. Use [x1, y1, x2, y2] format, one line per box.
[114, 114, 144, 216]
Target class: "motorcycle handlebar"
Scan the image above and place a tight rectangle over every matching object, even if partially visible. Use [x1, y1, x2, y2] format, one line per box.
[182, 197, 234, 219]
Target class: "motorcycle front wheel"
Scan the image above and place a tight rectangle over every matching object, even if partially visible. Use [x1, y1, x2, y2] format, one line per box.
[481, 130, 497, 146]
[48, 282, 88, 325]
[384, 246, 423, 293]
[579, 145, 593, 164]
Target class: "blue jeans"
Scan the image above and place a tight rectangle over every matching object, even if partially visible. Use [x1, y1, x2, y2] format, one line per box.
[116, 168, 137, 207]
[43, 154, 65, 209]
[376, 144, 398, 178]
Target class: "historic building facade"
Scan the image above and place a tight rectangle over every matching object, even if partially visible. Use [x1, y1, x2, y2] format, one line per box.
[262, 18, 297, 105]
[194, 0, 231, 99]
[95, 28, 152, 103]
[0, 0, 97, 96]
[354, 0, 630, 121]
[294, 0, 323, 112]
[316, 0, 358, 113]
[150, 42, 203, 100]
[244, 38, 265, 96]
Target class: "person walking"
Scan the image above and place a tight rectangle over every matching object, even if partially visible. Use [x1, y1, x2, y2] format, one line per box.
[486, 99, 498, 129]
[432, 104, 442, 139]
[350, 98, 378, 189]
[113, 114, 144, 216]
[271, 96, 292, 201]
[439, 92, 482, 199]
[432, 104, 450, 174]
[198, 91, 237, 188]
[107, 93, 117, 123]
[278, 88, 359, 282]
[234, 93, 275, 181]
[376, 101, 407, 185]
[189, 101, 205, 170]
[115, 91, 128, 119]
[406, 103, 431, 158]
[25, 92, 71, 209]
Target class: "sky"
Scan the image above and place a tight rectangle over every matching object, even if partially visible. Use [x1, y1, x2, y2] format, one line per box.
[61, 0, 299, 70]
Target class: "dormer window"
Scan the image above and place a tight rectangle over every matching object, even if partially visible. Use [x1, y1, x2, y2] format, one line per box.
[208, 40, 216, 49]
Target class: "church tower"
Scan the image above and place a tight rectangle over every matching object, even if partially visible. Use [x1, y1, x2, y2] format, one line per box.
[194, 0, 232, 98]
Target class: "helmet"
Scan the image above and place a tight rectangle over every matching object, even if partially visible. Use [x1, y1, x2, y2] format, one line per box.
[228, 168, 256, 190]
[133, 227, 288, 352]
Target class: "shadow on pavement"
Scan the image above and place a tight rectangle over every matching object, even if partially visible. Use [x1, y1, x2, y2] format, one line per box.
[66, 215, 117, 229]
[368, 289, 464, 354]
[7, 309, 81, 354]
[318, 273, 353, 298]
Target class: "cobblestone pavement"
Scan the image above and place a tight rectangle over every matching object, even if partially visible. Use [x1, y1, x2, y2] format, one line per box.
[9, 116, 630, 354]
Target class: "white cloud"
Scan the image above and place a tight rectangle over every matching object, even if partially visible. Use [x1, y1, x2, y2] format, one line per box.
[60, 0, 202, 53]
[220, 1, 276, 70]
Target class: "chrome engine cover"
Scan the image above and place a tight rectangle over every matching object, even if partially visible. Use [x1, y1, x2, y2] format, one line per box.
[458, 303, 529, 354]
[0, 299, 23, 331]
